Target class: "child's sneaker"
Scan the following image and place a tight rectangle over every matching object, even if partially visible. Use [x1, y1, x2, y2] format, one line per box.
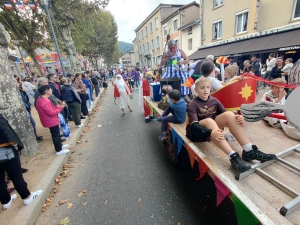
[242, 145, 277, 162]
[230, 152, 251, 173]
[23, 190, 43, 205]
[158, 133, 168, 141]
[153, 118, 162, 122]
[2, 194, 17, 210]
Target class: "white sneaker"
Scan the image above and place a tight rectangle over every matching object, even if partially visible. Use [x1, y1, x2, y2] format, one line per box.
[23, 190, 43, 205]
[76, 125, 83, 128]
[56, 149, 70, 156]
[62, 144, 69, 149]
[3, 194, 17, 209]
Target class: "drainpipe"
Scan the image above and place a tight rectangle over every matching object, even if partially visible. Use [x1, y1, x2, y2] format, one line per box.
[200, 0, 204, 47]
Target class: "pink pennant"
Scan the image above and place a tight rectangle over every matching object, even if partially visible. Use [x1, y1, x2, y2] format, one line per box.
[29, 1, 35, 9]
[195, 156, 209, 180]
[186, 146, 196, 168]
[214, 175, 231, 207]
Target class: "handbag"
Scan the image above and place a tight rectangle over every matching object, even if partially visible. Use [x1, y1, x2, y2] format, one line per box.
[0, 147, 15, 164]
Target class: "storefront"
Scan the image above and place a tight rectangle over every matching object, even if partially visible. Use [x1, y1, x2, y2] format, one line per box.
[189, 29, 300, 66]
[36, 54, 70, 76]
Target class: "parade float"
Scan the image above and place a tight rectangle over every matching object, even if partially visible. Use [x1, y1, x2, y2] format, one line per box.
[144, 62, 300, 224]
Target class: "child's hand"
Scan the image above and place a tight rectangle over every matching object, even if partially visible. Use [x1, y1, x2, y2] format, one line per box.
[211, 129, 224, 142]
[235, 115, 245, 126]
[279, 90, 287, 99]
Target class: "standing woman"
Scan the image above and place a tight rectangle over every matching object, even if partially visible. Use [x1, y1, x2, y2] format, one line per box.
[36, 85, 70, 155]
[114, 75, 132, 117]
[160, 39, 190, 98]
[271, 57, 284, 79]
[0, 114, 42, 209]
[74, 73, 89, 117]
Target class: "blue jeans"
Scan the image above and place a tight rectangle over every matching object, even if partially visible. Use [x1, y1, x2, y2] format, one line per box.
[161, 107, 180, 132]
[135, 79, 140, 88]
[89, 87, 94, 101]
[28, 112, 37, 137]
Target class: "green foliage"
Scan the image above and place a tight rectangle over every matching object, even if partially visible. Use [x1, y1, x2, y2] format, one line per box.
[119, 41, 133, 55]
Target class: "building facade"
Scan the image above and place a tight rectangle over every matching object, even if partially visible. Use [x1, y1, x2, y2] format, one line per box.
[189, 0, 300, 63]
[132, 37, 139, 66]
[135, 4, 184, 70]
[161, 2, 200, 51]
[120, 53, 131, 67]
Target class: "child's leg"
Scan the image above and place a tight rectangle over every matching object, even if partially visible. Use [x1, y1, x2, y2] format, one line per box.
[199, 118, 234, 155]
[161, 115, 177, 133]
[161, 106, 172, 117]
[215, 111, 250, 146]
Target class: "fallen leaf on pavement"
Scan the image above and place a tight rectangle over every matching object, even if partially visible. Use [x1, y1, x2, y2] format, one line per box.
[104, 200, 108, 205]
[67, 203, 73, 208]
[58, 199, 69, 205]
[73, 160, 78, 163]
[77, 190, 88, 198]
[151, 214, 154, 218]
[76, 141, 81, 144]
[79, 163, 85, 167]
[83, 201, 87, 206]
[138, 198, 141, 205]
[59, 217, 70, 225]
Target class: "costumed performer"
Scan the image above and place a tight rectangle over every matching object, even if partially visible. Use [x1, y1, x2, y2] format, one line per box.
[114, 75, 133, 117]
[139, 71, 153, 122]
[160, 39, 190, 99]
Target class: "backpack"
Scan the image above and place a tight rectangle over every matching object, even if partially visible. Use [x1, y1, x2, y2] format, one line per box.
[62, 89, 74, 103]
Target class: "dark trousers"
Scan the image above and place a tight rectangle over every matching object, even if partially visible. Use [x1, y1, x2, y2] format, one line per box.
[79, 94, 88, 115]
[49, 125, 62, 152]
[68, 102, 81, 126]
[94, 85, 100, 97]
[0, 149, 31, 204]
[161, 107, 180, 132]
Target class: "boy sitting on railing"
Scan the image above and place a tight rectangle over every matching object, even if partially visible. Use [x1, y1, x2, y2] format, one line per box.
[261, 78, 300, 140]
[187, 77, 276, 173]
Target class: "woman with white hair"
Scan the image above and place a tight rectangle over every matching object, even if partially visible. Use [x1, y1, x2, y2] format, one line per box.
[114, 75, 132, 117]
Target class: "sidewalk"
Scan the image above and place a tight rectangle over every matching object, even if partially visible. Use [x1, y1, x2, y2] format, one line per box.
[0, 89, 106, 225]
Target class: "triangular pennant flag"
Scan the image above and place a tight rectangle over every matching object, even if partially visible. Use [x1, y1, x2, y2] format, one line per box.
[186, 146, 196, 168]
[176, 135, 183, 155]
[195, 156, 208, 180]
[232, 195, 260, 225]
[214, 175, 231, 207]
[4, 2, 12, 10]
[29, 1, 35, 9]
[17, 1, 25, 10]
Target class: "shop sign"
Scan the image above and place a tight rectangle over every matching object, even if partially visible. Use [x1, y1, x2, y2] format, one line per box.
[279, 46, 300, 51]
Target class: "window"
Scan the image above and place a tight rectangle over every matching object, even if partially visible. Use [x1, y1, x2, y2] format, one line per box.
[139, 46, 142, 54]
[236, 11, 248, 34]
[188, 26, 192, 35]
[293, 0, 300, 19]
[151, 39, 154, 50]
[212, 20, 222, 40]
[188, 38, 192, 50]
[143, 44, 145, 53]
[153, 57, 156, 67]
[214, 0, 223, 8]
[145, 27, 148, 37]
[156, 36, 160, 48]
[150, 22, 153, 33]
[155, 18, 159, 29]
[164, 26, 168, 36]
[141, 30, 144, 39]
[173, 19, 178, 31]
[147, 42, 149, 51]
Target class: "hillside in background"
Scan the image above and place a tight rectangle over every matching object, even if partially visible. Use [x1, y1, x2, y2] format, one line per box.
[119, 41, 133, 56]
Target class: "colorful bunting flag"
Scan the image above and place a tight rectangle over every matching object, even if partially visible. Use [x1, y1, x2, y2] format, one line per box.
[29, 1, 36, 9]
[170, 128, 183, 155]
[214, 175, 231, 207]
[4, 1, 12, 10]
[232, 195, 260, 225]
[195, 156, 208, 180]
[186, 146, 196, 168]
[17, 1, 25, 10]
[23, 0, 28, 4]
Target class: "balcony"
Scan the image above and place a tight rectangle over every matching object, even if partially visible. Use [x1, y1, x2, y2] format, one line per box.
[144, 50, 151, 58]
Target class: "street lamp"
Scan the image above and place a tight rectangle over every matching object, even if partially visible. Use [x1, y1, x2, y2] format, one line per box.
[40, 0, 67, 77]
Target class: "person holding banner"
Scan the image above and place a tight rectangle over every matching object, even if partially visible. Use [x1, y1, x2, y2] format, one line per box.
[160, 40, 190, 98]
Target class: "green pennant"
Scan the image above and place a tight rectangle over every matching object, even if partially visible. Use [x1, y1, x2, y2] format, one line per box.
[232, 195, 260, 225]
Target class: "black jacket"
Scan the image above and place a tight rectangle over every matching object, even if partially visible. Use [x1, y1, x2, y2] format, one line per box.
[271, 66, 283, 79]
[0, 114, 24, 151]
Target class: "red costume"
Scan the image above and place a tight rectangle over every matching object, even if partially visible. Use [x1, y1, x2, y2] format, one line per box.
[142, 78, 150, 117]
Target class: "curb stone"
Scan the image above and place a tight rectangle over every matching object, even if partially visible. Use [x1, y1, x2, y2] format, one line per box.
[11, 90, 104, 225]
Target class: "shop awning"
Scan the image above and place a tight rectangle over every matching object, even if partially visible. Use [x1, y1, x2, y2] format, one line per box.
[189, 29, 300, 60]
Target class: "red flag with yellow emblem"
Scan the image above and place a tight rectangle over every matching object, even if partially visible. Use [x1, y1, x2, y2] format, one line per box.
[211, 78, 257, 111]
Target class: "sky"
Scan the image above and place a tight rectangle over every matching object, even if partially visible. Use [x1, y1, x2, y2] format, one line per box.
[106, 0, 194, 43]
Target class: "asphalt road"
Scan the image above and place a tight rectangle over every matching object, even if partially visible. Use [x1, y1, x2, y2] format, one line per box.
[35, 85, 237, 225]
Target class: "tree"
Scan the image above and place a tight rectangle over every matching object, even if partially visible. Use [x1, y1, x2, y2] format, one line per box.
[0, 1, 50, 75]
[45, 0, 110, 72]
[0, 23, 37, 156]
